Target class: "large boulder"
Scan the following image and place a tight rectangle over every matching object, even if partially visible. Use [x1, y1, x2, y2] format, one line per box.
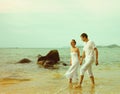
[37, 50, 60, 68]
[17, 58, 31, 63]
[43, 60, 55, 68]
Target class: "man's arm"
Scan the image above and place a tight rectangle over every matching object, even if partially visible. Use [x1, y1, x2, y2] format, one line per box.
[94, 48, 99, 66]
[80, 51, 85, 65]
[70, 48, 72, 65]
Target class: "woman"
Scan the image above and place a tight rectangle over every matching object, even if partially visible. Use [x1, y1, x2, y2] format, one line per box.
[65, 39, 81, 85]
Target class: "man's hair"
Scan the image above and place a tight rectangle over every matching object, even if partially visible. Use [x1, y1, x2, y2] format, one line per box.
[80, 33, 88, 38]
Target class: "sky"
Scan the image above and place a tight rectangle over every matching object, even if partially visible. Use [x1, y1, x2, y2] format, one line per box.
[0, 0, 120, 48]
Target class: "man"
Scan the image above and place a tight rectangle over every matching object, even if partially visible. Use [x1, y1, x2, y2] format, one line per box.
[75, 33, 99, 88]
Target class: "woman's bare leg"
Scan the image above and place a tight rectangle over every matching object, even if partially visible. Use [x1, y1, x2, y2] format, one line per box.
[69, 78, 72, 83]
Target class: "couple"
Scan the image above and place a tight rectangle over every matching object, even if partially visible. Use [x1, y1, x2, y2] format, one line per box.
[65, 33, 99, 88]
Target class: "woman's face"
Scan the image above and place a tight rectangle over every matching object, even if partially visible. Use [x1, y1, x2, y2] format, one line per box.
[71, 41, 76, 47]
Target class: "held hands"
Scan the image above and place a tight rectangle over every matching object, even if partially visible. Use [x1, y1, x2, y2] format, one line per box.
[80, 58, 83, 65]
[80, 61, 82, 65]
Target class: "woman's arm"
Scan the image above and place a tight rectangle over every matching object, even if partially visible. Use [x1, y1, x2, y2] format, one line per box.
[77, 48, 81, 61]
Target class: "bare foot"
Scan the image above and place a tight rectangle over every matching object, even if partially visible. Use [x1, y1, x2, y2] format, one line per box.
[69, 83, 73, 88]
[73, 84, 82, 88]
[91, 84, 95, 88]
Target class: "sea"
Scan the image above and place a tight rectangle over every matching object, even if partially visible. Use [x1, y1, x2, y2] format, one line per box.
[0, 46, 120, 94]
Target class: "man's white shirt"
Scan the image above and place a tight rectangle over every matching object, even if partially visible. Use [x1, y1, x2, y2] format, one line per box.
[83, 40, 96, 59]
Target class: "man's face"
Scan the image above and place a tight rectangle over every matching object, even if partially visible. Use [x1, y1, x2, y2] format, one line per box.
[81, 36, 86, 42]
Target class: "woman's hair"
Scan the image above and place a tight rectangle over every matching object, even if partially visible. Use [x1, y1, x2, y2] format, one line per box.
[80, 33, 88, 38]
[71, 39, 76, 45]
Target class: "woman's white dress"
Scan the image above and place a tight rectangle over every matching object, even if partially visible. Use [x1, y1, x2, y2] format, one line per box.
[65, 52, 80, 80]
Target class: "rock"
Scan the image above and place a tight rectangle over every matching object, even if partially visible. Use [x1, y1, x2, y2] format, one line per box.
[17, 58, 31, 63]
[43, 61, 59, 69]
[62, 63, 68, 66]
[37, 50, 60, 68]
[38, 50, 60, 63]
[37, 60, 45, 65]
[45, 50, 60, 62]
[43, 61, 54, 68]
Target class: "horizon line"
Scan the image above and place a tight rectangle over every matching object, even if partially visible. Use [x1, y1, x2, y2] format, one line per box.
[0, 44, 119, 49]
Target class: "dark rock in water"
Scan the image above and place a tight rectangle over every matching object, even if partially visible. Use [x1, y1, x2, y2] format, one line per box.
[37, 60, 45, 65]
[37, 50, 60, 68]
[38, 50, 60, 63]
[57, 61, 68, 66]
[43, 60, 54, 68]
[62, 63, 68, 66]
[17, 58, 31, 63]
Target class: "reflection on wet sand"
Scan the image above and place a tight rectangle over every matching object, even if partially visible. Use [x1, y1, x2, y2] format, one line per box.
[68, 86, 95, 94]
[0, 78, 31, 85]
[0, 66, 120, 94]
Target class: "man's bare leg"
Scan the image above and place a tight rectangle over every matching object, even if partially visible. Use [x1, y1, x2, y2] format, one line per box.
[69, 78, 73, 87]
[90, 76, 95, 87]
[80, 75, 84, 85]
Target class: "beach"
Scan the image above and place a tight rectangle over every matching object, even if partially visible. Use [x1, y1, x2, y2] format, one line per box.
[0, 48, 120, 94]
[0, 0, 120, 93]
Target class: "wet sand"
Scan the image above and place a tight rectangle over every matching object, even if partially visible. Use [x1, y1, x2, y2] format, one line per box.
[0, 64, 120, 94]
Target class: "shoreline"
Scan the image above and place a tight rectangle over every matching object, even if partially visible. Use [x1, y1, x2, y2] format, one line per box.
[0, 64, 120, 94]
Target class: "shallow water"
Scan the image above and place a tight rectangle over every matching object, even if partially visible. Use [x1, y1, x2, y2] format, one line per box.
[0, 48, 120, 94]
